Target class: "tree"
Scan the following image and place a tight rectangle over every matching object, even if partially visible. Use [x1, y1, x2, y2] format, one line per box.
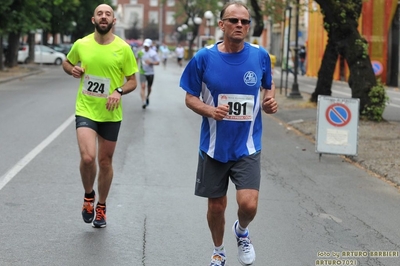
[2, 0, 51, 67]
[0, 0, 114, 69]
[68, 0, 113, 42]
[0, 0, 13, 70]
[174, 0, 221, 59]
[42, 0, 80, 45]
[143, 22, 159, 41]
[125, 19, 142, 40]
[251, 0, 386, 119]
[250, 0, 264, 36]
[310, 0, 378, 115]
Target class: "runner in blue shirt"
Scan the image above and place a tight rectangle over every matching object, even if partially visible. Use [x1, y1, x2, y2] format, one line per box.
[180, 2, 277, 266]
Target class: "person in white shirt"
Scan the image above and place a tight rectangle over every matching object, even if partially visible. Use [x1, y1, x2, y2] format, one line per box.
[175, 43, 184, 67]
[159, 43, 170, 69]
[137, 38, 160, 109]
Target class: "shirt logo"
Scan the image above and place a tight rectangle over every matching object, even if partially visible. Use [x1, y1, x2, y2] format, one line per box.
[243, 71, 257, 86]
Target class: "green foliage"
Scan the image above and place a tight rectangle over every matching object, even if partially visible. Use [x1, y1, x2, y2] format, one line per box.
[143, 22, 159, 41]
[361, 81, 389, 122]
[0, 0, 13, 35]
[69, 0, 113, 40]
[260, 0, 309, 23]
[174, 0, 220, 24]
[0, 0, 113, 41]
[316, 0, 363, 35]
[355, 38, 368, 58]
[323, 22, 330, 32]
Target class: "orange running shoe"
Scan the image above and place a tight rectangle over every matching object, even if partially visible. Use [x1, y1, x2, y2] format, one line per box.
[92, 204, 106, 228]
[82, 195, 95, 223]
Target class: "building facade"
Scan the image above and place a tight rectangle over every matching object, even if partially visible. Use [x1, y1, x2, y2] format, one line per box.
[113, 0, 189, 46]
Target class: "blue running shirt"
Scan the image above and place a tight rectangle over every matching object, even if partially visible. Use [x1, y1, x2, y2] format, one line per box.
[180, 42, 272, 163]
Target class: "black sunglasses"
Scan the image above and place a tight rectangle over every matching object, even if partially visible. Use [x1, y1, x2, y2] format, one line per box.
[222, 18, 251, 25]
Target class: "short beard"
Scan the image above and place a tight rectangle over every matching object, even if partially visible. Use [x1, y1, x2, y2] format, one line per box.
[94, 22, 113, 35]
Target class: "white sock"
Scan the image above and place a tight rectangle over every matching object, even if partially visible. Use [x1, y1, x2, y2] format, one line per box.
[214, 244, 225, 255]
[236, 222, 248, 236]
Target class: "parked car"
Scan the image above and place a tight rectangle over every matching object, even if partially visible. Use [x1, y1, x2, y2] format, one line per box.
[18, 44, 66, 65]
[47, 43, 73, 55]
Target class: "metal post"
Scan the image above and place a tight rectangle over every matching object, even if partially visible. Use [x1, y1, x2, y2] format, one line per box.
[279, 5, 290, 95]
[284, 6, 292, 96]
[159, 3, 163, 44]
[288, 0, 303, 99]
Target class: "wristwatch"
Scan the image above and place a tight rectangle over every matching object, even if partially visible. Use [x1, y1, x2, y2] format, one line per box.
[116, 87, 123, 95]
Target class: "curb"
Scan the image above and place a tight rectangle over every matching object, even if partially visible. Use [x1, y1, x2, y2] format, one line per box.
[267, 111, 400, 190]
[0, 69, 44, 84]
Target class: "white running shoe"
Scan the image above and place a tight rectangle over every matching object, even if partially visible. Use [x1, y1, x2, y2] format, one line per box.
[210, 252, 226, 266]
[232, 220, 256, 265]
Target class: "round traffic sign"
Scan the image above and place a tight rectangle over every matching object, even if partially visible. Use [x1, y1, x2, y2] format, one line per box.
[371, 60, 383, 76]
[325, 103, 352, 127]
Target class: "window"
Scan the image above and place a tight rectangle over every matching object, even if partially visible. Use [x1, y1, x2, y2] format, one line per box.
[130, 0, 138, 4]
[149, 11, 158, 24]
[167, 0, 175, 7]
[150, 0, 158, 6]
[166, 11, 175, 25]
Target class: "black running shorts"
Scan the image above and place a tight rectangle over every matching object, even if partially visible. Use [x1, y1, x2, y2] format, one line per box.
[140, 74, 154, 87]
[75, 116, 121, 142]
[195, 151, 261, 198]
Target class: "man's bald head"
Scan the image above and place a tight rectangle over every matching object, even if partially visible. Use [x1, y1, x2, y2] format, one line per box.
[94, 4, 114, 18]
[92, 4, 116, 35]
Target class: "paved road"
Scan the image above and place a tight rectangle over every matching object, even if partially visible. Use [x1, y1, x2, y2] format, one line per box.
[0, 63, 399, 265]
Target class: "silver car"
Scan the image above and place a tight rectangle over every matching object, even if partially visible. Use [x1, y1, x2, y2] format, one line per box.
[18, 44, 66, 65]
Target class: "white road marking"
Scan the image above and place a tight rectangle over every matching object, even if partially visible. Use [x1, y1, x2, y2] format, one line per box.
[0, 114, 75, 191]
[318, 213, 343, 223]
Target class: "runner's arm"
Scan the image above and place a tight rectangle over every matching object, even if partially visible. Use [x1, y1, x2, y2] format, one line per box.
[261, 81, 278, 114]
[185, 92, 228, 121]
[118, 74, 138, 95]
[62, 59, 84, 79]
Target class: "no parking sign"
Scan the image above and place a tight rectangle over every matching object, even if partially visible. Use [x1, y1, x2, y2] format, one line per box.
[371, 60, 383, 76]
[316, 96, 359, 156]
[325, 103, 351, 127]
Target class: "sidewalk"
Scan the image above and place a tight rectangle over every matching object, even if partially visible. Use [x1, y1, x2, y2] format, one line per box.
[273, 89, 400, 189]
[0, 65, 43, 84]
[1, 64, 399, 188]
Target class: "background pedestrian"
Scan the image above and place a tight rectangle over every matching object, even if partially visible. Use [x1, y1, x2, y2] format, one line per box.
[159, 43, 170, 69]
[299, 45, 307, 75]
[175, 43, 184, 67]
[137, 38, 160, 109]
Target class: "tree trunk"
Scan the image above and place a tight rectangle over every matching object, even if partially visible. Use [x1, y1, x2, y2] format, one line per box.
[313, 0, 376, 114]
[250, 0, 264, 37]
[5, 32, 21, 68]
[27, 33, 35, 64]
[0, 35, 4, 71]
[188, 24, 200, 59]
[310, 37, 338, 102]
[338, 27, 376, 111]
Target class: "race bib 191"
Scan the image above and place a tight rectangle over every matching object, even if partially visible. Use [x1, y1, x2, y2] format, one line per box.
[218, 94, 254, 121]
[82, 75, 110, 98]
